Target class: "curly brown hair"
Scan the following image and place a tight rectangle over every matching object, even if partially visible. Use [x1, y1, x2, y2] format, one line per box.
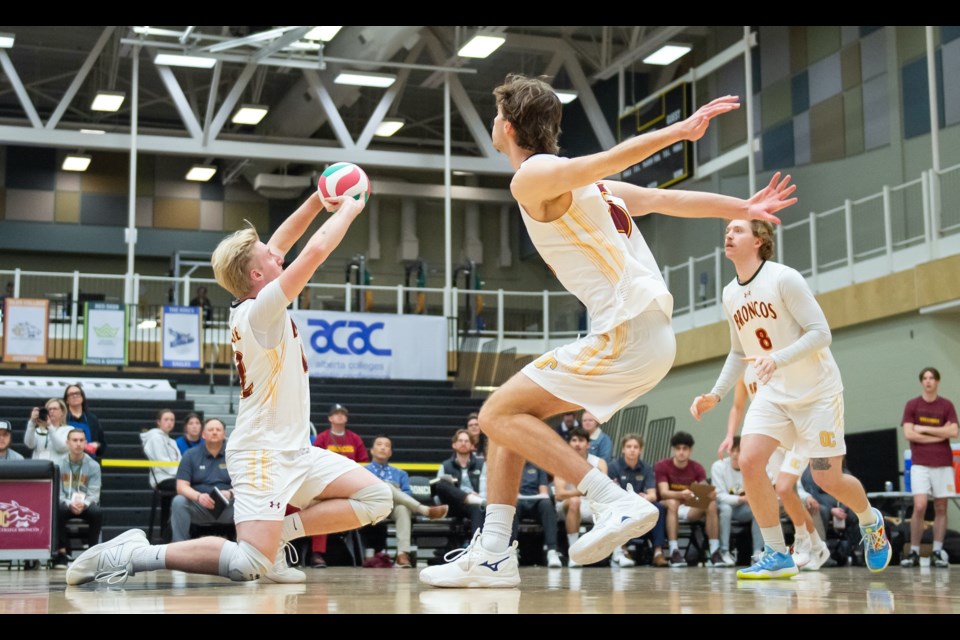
[493, 74, 562, 155]
[751, 220, 775, 260]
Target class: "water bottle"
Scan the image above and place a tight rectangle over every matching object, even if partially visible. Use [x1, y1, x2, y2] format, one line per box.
[884, 480, 894, 493]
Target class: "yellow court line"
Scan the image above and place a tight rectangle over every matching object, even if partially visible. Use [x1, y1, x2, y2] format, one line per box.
[101, 459, 441, 472]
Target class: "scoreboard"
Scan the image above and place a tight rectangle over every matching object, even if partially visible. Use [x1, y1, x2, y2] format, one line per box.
[618, 83, 690, 189]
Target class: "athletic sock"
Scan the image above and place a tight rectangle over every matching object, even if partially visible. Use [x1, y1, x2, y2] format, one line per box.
[480, 505, 515, 553]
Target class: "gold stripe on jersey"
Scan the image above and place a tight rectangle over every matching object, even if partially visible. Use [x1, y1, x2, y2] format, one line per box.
[583, 322, 627, 376]
[261, 342, 285, 411]
[554, 217, 619, 286]
[570, 332, 610, 374]
[566, 202, 626, 272]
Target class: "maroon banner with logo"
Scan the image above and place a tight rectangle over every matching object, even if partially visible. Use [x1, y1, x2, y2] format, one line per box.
[0, 479, 53, 551]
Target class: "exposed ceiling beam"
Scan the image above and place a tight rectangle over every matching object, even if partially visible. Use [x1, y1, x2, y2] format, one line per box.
[151, 55, 203, 140]
[303, 69, 356, 150]
[0, 124, 513, 174]
[561, 47, 616, 149]
[0, 50, 43, 128]
[593, 26, 689, 81]
[355, 41, 425, 151]
[205, 62, 257, 143]
[45, 27, 117, 130]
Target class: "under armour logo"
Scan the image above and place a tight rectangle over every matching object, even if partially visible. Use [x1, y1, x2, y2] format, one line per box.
[269, 501, 281, 509]
[743, 290, 752, 299]
[480, 557, 510, 571]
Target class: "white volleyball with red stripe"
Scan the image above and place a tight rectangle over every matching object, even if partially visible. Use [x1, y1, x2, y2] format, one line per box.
[317, 162, 370, 202]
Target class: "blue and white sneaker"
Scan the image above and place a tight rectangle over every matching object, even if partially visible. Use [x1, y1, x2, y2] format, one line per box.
[736, 545, 798, 580]
[859, 507, 892, 573]
[419, 529, 520, 588]
[568, 486, 659, 566]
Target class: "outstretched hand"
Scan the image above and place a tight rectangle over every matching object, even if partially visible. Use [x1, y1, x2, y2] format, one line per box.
[745, 171, 797, 225]
[679, 95, 740, 142]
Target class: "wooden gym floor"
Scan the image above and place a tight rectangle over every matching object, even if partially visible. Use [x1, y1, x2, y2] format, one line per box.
[1, 564, 957, 614]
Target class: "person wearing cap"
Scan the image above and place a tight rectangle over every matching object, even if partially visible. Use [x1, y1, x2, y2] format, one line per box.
[308, 404, 371, 567]
[0, 420, 24, 460]
[313, 404, 369, 462]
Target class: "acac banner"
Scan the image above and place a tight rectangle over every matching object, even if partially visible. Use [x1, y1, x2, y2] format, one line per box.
[289, 310, 446, 380]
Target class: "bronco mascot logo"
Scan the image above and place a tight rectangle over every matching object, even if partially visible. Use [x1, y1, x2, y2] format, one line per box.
[0, 500, 41, 528]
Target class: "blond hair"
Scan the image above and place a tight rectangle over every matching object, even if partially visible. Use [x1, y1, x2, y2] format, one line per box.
[211, 221, 259, 299]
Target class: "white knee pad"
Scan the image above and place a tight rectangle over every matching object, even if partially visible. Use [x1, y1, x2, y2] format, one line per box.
[218, 540, 272, 582]
[349, 482, 393, 526]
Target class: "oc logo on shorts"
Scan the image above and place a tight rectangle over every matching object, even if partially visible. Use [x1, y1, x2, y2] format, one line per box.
[307, 319, 393, 356]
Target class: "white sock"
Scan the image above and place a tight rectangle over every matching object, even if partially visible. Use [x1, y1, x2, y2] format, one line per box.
[131, 545, 167, 572]
[808, 528, 823, 547]
[709, 539, 720, 553]
[465, 493, 485, 506]
[578, 467, 622, 504]
[480, 505, 515, 553]
[910, 545, 921, 554]
[856, 507, 877, 527]
[793, 527, 810, 545]
[281, 512, 305, 543]
[567, 532, 579, 547]
[760, 526, 787, 553]
[668, 540, 679, 554]
[933, 541, 944, 552]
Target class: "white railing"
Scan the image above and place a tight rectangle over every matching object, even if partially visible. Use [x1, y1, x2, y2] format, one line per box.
[3, 165, 959, 349]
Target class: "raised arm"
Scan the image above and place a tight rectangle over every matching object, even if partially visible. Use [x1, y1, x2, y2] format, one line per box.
[277, 195, 365, 302]
[511, 96, 741, 209]
[267, 192, 325, 255]
[604, 171, 797, 224]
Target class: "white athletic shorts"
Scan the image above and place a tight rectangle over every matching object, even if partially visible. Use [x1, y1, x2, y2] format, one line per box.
[766, 446, 809, 478]
[522, 307, 675, 424]
[557, 497, 595, 524]
[227, 446, 360, 523]
[743, 392, 846, 460]
[910, 464, 956, 497]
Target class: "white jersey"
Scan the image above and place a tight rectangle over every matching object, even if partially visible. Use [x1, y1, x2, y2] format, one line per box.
[720, 260, 842, 405]
[227, 280, 311, 452]
[518, 155, 673, 334]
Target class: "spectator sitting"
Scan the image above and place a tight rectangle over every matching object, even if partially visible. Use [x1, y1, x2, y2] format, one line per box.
[432, 429, 486, 544]
[553, 426, 607, 568]
[607, 433, 668, 567]
[362, 435, 449, 568]
[514, 461, 562, 567]
[52, 429, 102, 569]
[465, 412, 487, 462]
[655, 430, 723, 567]
[141, 408, 182, 542]
[190, 285, 214, 323]
[63, 383, 106, 461]
[175, 412, 205, 455]
[554, 411, 580, 443]
[170, 418, 235, 542]
[0, 420, 24, 460]
[582, 411, 613, 464]
[309, 403, 369, 568]
[710, 435, 761, 567]
[24, 399, 70, 461]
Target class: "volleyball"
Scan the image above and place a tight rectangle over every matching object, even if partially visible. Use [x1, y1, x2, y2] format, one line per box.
[317, 162, 370, 202]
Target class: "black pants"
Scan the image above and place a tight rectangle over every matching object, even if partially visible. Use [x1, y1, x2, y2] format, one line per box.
[514, 498, 558, 548]
[431, 479, 483, 536]
[58, 503, 102, 552]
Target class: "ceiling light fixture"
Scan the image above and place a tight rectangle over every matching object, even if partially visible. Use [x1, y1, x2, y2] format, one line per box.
[0, 33, 15, 49]
[374, 119, 405, 137]
[643, 44, 692, 66]
[231, 104, 269, 125]
[457, 34, 505, 59]
[554, 90, 578, 105]
[91, 91, 125, 112]
[304, 26, 342, 42]
[154, 52, 217, 69]
[186, 165, 217, 182]
[334, 70, 396, 88]
[62, 154, 92, 172]
[80, 129, 106, 135]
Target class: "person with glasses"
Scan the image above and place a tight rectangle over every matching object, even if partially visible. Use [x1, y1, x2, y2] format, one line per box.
[63, 384, 106, 460]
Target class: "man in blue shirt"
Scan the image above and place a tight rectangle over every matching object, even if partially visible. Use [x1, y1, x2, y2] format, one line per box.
[170, 418, 235, 542]
[364, 435, 448, 567]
